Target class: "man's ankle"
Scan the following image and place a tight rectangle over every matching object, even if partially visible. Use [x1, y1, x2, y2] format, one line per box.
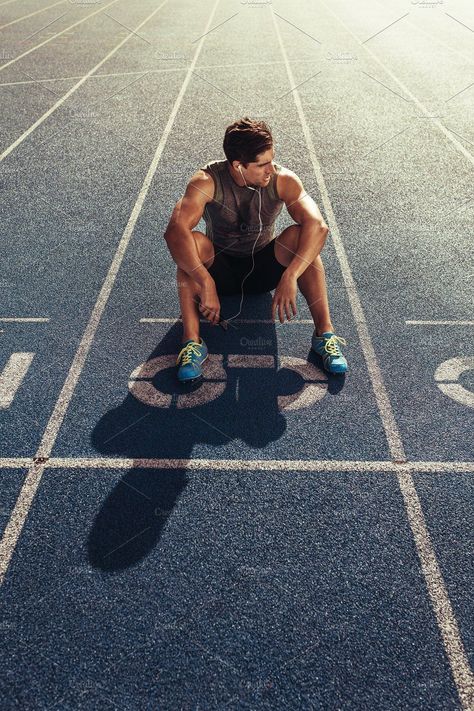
[182, 335, 200, 344]
[315, 326, 334, 337]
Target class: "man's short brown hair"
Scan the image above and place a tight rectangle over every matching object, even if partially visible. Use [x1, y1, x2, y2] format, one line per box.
[223, 117, 273, 167]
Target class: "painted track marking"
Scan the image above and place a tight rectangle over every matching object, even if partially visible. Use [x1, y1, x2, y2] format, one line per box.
[0, 353, 34, 409]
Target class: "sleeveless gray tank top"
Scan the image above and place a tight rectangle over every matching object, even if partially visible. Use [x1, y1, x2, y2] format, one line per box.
[200, 159, 285, 256]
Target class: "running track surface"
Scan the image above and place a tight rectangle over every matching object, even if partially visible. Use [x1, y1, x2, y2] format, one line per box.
[0, 0, 473, 708]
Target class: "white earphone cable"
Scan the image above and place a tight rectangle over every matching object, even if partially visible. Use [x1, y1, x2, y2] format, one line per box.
[225, 166, 263, 322]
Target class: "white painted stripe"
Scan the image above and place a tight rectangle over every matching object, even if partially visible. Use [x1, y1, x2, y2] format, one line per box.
[318, 0, 474, 169]
[397, 471, 474, 710]
[140, 317, 315, 324]
[227, 354, 275, 368]
[406, 320, 474, 326]
[275, 5, 474, 707]
[0, 317, 49, 323]
[271, 9, 406, 462]
[0, 457, 473, 472]
[0, 60, 320, 88]
[11, 457, 474, 471]
[0, 68, 186, 88]
[0, 0, 221, 587]
[0, 0, 66, 31]
[0, 353, 34, 409]
[0, 0, 120, 75]
[0, 0, 25, 7]
[0, 459, 33, 468]
[0, 0, 161, 165]
[50, 458, 474, 472]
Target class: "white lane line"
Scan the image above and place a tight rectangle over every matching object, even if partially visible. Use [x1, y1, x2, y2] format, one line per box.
[0, 0, 221, 587]
[0, 1, 166, 164]
[0, 68, 186, 88]
[318, 0, 474, 169]
[0, 353, 34, 409]
[0, 457, 473, 472]
[271, 9, 406, 462]
[0, 0, 120, 74]
[0, 459, 33, 468]
[406, 320, 474, 326]
[47, 458, 474, 472]
[0, 0, 67, 31]
[140, 317, 315, 324]
[0, 59, 319, 87]
[397, 470, 474, 711]
[0, 317, 49, 322]
[275, 5, 474, 708]
[0, 0, 26, 7]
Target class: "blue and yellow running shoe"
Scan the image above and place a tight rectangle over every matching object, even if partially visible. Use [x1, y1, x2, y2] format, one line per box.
[176, 338, 208, 382]
[311, 331, 348, 374]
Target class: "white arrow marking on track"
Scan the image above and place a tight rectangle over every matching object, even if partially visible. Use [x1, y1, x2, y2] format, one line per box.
[0, 353, 35, 409]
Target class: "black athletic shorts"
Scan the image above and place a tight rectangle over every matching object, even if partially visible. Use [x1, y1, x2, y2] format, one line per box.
[207, 238, 287, 296]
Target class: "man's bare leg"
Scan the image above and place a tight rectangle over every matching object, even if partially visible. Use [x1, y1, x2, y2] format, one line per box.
[274, 225, 334, 335]
[297, 255, 334, 335]
[176, 230, 215, 344]
[177, 266, 201, 343]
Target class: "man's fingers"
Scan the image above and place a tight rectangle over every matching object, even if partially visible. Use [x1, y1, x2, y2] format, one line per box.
[291, 300, 297, 317]
[199, 303, 220, 324]
[211, 310, 220, 325]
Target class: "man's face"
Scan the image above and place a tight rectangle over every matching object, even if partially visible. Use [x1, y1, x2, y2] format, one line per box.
[242, 146, 276, 187]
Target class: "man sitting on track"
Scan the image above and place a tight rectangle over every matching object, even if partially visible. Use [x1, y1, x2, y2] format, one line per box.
[164, 117, 348, 383]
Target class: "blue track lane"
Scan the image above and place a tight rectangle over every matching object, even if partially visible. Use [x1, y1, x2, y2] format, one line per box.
[0, 0, 473, 707]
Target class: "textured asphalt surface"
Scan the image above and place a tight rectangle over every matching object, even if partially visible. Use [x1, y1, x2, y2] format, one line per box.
[0, 0, 473, 708]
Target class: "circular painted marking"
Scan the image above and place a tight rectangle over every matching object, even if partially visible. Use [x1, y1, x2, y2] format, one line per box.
[129, 354, 226, 409]
[434, 356, 474, 409]
[129, 354, 328, 411]
[278, 356, 328, 411]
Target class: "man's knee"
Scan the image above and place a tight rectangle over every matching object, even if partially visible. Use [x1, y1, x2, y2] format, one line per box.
[191, 230, 215, 268]
[274, 224, 301, 267]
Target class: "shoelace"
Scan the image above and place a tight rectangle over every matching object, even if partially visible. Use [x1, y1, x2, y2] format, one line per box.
[323, 335, 347, 357]
[176, 342, 202, 367]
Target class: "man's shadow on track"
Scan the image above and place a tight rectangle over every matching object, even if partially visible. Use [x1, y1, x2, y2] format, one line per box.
[88, 293, 340, 572]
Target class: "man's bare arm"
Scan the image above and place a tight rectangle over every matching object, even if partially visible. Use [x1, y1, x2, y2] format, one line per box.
[164, 171, 215, 287]
[279, 169, 328, 280]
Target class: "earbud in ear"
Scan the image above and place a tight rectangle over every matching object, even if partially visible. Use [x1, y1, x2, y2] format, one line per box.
[237, 164, 255, 190]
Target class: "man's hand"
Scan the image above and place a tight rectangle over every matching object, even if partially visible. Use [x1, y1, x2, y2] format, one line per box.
[198, 278, 221, 326]
[271, 272, 298, 324]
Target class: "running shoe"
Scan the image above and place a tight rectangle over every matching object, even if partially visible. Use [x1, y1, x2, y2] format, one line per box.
[176, 338, 208, 382]
[311, 331, 348, 374]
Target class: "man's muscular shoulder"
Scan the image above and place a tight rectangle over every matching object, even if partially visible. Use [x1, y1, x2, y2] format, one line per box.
[275, 165, 301, 203]
[187, 168, 216, 204]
